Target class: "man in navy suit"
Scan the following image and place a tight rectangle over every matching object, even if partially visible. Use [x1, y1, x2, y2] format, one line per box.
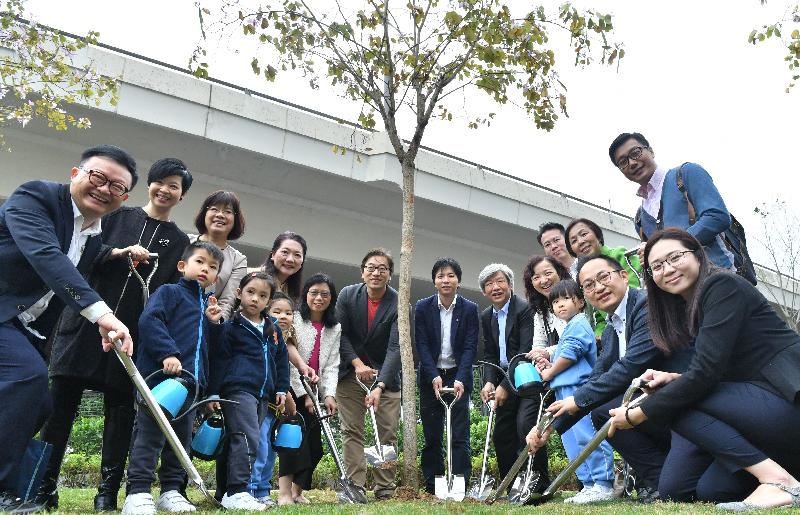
[0, 145, 137, 512]
[415, 258, 479, 494]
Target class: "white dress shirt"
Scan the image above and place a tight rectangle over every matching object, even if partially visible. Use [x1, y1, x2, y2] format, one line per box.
[18, 199, 111, 337]
[637, 166, 668, 218]
[436, 294, 458, 370]
[607, 289, 630, 358]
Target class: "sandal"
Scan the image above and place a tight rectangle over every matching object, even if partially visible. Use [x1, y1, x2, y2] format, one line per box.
[716, 482, 800, 512]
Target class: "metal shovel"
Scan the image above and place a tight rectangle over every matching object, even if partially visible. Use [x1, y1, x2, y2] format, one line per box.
[355, 375, 397, 467]
[108, 332, 218, 505]
[508, 389, 554, 505]
[301, 376, 368, 504]
[434, 387, 466, 501]
[467, 399, 496, 500]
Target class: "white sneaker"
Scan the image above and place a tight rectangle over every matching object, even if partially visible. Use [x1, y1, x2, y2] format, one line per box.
[121, 493, 156, 515]
[564, 485, 594, 504]
[571, 484, 616, 504]
[255, 495, 276, 506]
[156, 490, 197, 512]
[221, 492, 267, 511]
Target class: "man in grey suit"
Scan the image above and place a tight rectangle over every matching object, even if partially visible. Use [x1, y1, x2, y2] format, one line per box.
[526, 255, 691, 503]
[336, 248, 402, 500]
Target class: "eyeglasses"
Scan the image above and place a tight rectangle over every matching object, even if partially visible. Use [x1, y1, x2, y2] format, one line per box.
[616, 146, 649, 170]
[363, 265, 389, 275]
[581, 270, 623, 293]
[307, 290, 331, 299]
[80, 168, 129, 197]
[207, 206, 235, 216]
[647, 250, 695, 276]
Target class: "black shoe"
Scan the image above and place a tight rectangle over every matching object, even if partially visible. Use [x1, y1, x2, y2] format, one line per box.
[93, 491, 118, 512]
[33, 489, 58, 511]
[0, 490, 46, 514]
[635, 486, 660, 504]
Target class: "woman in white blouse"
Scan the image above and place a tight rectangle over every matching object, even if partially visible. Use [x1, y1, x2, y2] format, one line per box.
[277, 273, 341, 505]
[522, 255, 572, 358]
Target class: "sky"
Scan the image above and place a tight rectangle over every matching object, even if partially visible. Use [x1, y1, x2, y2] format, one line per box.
[26, 0, 800, 264]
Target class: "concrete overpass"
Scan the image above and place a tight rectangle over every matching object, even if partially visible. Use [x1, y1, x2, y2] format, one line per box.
[1, 44, 796, 314]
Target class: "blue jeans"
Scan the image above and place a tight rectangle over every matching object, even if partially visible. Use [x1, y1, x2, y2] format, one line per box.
[248, 411, 276, 497]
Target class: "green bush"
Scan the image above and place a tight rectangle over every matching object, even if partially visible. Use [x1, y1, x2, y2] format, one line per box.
[69, 417, 104, 455]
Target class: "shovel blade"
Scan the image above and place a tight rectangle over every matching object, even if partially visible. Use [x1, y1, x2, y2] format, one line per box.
[467, 476, 495, 501]
[365, 444, 398, 467]
[333, 479, 368, 504]
[435, 475, 466, 501]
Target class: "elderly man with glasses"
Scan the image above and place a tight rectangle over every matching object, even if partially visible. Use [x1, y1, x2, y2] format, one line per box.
[0, 145, 137, 513]
[608, 132, 735, 270]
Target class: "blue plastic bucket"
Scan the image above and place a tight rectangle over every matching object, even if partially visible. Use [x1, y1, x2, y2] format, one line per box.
[514, 362, 542, 389]
[274, 421, 303, 449]
[150, 378, 190, 418]
[191, 413, 225, 460]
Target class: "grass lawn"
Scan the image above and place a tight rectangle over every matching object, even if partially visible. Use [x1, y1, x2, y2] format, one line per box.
[53, 487, 751, 513]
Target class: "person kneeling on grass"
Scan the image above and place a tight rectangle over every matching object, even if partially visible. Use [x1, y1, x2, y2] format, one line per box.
[208, 272, 290, 511]
[122, 241, 224, 515]
[535, 279, 616, 504]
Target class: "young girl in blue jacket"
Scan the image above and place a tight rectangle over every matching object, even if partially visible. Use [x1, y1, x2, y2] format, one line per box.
[535, 279, 615, 505]
[209, 272, 290, 511]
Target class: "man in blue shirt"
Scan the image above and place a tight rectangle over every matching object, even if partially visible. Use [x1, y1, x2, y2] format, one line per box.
[608, 132, 734, 268]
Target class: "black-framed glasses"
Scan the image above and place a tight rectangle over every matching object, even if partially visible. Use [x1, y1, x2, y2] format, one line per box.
[647, 250, 695, 276]
[581, 269, 623, 293]
[81, 168, 128, 197]
[363, 264, 389, 275]
[616, 146, 649, 170]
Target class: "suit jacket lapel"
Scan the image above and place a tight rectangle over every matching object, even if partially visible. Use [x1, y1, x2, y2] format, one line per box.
[58, 185, 74, 253]
[365, 287, 393, 341]
[357, 284, 369, 341]
[504, 295, 515, 342]
[432, 297, 442, 352]
[624, 288, 638, 342]
[449, 296, 463, 349]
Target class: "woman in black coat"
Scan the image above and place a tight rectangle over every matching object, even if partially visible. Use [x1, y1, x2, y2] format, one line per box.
[39, 159, 192, 511]
[609, 228, 800, 510]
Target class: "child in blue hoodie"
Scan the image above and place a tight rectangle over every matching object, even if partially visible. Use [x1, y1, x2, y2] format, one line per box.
[208, 272, 289, 511]
[122, 240, 225, 515]
[536, 279, 615, 505]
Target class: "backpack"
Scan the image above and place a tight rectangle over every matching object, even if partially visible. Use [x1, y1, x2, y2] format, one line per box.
[635, 163, 757, 285]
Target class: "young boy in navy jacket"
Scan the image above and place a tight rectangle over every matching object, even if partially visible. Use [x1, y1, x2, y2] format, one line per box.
[207, 272, 289, 511]
[122, 241, 225, 515]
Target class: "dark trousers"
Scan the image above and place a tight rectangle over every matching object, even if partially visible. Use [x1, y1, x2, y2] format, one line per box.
[40, 376, 135, 493]
[279, 390, 323, 490]
[0, 321, 52, 490]
[221, 391, 268, 495]
[592, 394, 671, 491]
[494, 390, 548, 482]
[419, 369, 471, 493]
[660, 382, 800, 502]
[126, 406, 194, 494]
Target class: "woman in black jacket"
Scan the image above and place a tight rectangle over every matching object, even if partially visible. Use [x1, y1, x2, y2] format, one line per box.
[609, 228, 800, 510]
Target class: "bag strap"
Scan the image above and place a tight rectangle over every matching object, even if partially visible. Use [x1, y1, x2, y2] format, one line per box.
[676, 163, 697, 226]
[634, 207, 647, 242]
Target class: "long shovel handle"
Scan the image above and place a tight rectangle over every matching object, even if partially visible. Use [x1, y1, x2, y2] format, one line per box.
[109, 332, 217, 505]
[478, 401, 496, 483]
[542, 380, 648, 498]
[301, 376, 348, 478]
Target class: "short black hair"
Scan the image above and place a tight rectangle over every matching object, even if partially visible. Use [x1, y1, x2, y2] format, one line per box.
[80, 145, 138, 190]
[361, 248, 394, 275]
[565, 218, 605, 257]
[548, 278, 584, 306]
[194, 191, 246, 240]
[608, 132, 650, 165]
[431, 257, 462, 283]
[181, 240, 225, 266]
[575, 254, 623, 282]
[147, 158, 193, 193]
[299, 273, 338, 328]
[536, 222, 566, 246]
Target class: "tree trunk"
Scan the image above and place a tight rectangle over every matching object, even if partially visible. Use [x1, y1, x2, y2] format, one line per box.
[397, 156, 418, 490]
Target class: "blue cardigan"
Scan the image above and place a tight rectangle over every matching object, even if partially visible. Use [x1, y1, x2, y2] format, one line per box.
[635, 163, 733, 268]
[137, 278, 215, 388]
[549, 313, 596, 390]
[208, 311, 290, 400]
